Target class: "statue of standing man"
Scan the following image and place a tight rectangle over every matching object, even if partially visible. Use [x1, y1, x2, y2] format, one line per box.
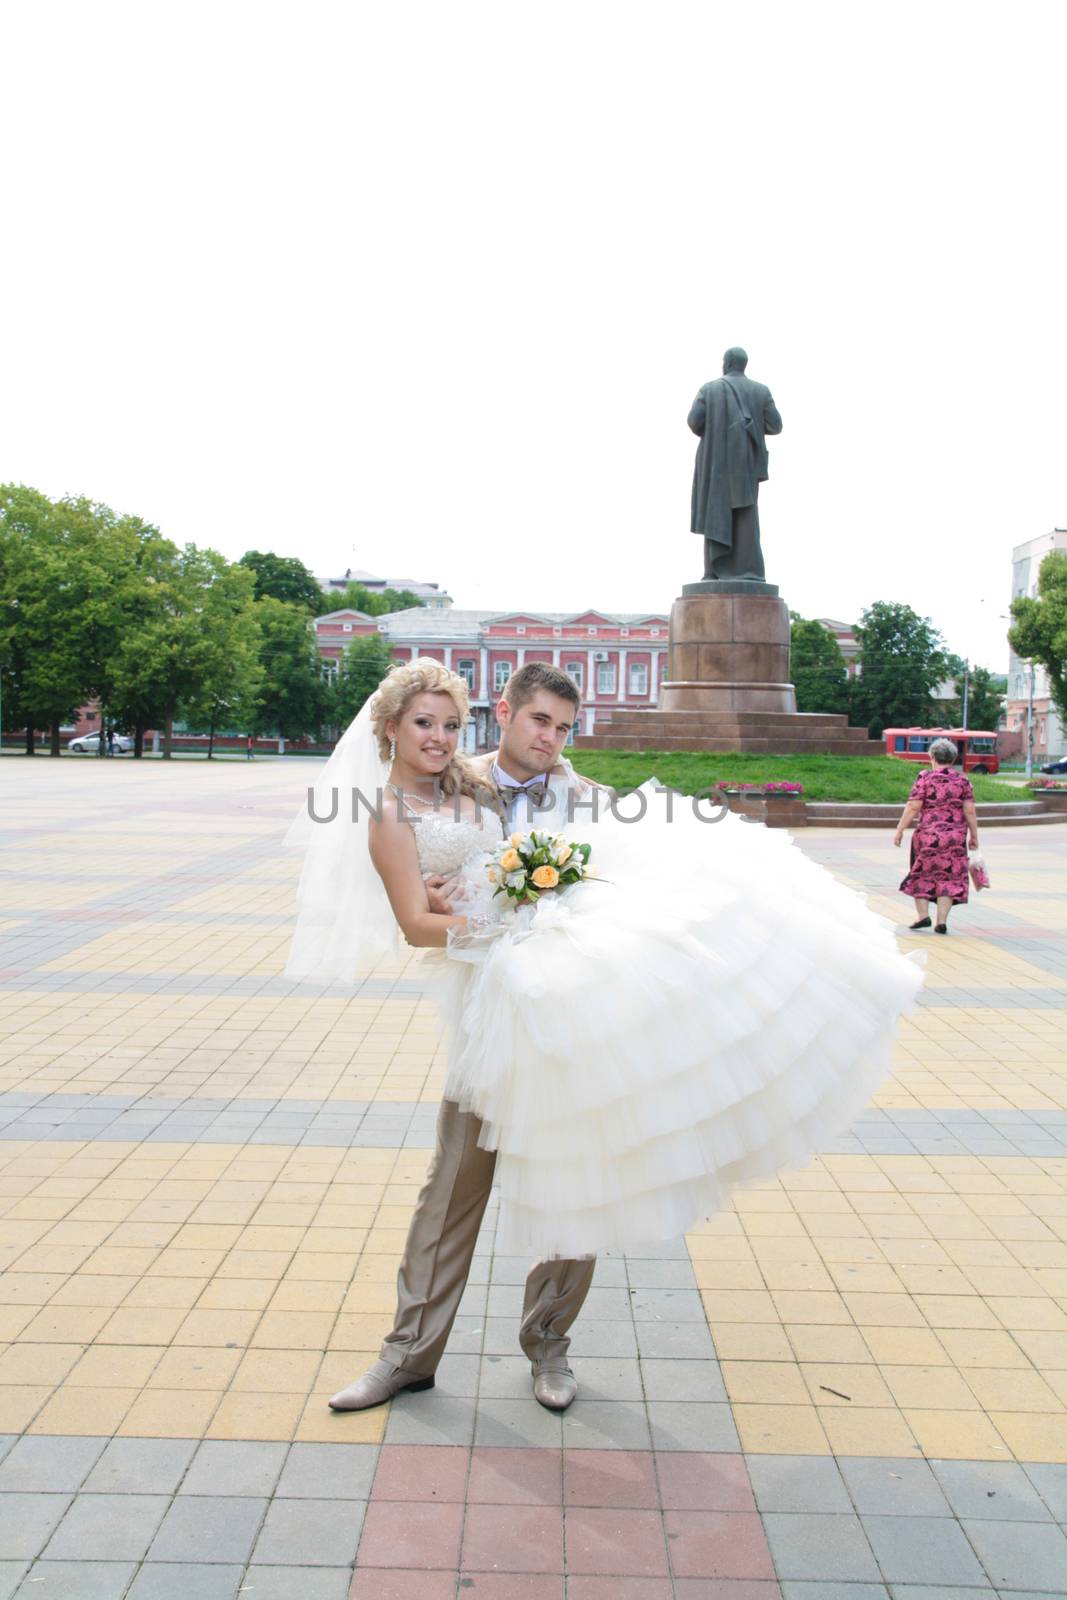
[688, 347, 782, 582]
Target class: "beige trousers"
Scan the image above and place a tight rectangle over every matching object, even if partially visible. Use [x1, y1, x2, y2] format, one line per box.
[381, 1099, 596, 1378]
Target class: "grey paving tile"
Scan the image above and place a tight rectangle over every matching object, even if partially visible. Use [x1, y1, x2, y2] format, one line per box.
[840, 1458, 951, 1517]
[12, 1562, 135, 1599]
[0, 1496, 72, 1561]
[930, 1459, 1052, 1522]
[382, 1393, 477, 1446]
[862, 1516, 988, 1587]
[84, 1438, 198, 1495]
[251, 1497, 365, 1566]
[886, 1588, 993, 1600]
[275, 1442, 378, 1500]
[630, 1287, 707, 1321]
[434, 1352, 481, 1396]
[43, 1494, 170, 1561]
[624, 1258, 697, 1289]
[962, 1517, 1067, 1591]
[763, 1513, 881, 1582]
[473, 1397, 563, 1448]
[240, 1569, 352, 1600]
[125, 1565, 243, 1600]
[0, 1566, 26, 1600]
[473, 1355, 532, 1399]
[148, 1496, 267, 1564]
[639, 1356, 726, 1402]
[180, 1441, 288, 1498]
[633, 1319, 715, 1359]
[569, 1357, 644, 1401]
[646, 1400, 739, 1452]
[782, 1586, 890, 1600]
[1022, 1461, 1067, 1520]
[0, 1436, 108, 1492]
[748, 1454, 852, 1513]
[561, 1400, 651, 1451]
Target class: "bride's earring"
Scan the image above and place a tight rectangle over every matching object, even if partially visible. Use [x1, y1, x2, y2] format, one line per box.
[389, 736, 397, 762]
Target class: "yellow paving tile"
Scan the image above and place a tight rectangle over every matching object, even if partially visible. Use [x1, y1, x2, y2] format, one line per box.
[732, 1403, 831, 1455]
[207, 1391, 304, 1440]
[147, 1347, 243, 1390]
[801, 1363, 895, 1408]
[819, 1406, 922, 1458]
[28, 1385, 138, 1436]
[708, 1323, 794, 1362]
[120, 1389, 223, 1437]
[904, 1408, 1012, 1460]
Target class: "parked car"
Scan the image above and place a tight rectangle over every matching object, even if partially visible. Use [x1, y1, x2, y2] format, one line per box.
[1040, 755, 1067, 775]
[67, 731, 134, 754]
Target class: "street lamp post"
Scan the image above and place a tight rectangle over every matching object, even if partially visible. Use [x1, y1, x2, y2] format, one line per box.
[1025, 660, 1035, 780]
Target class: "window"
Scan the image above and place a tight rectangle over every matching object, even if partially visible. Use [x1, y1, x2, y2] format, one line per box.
[323, 660, 338, 679]
[493, 661, 511, 693]
[907, 735, 929, 753]
[596, 663, 616, 695]
[651, 628, 661, 637]
[565, 661, 583, 691]
[553, 626, 561, 637]
[343, 623, 352, 633]
[894, 735, 906, 752]
[587, 626, 597, 635]
[628, 663, 648, 696]
[517, 625, 526, 634]
[457, 659, 475, 690]
[621, 627, 630, 637]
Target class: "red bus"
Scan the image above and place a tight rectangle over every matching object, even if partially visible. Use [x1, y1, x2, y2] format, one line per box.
[883, 728, 999, 774]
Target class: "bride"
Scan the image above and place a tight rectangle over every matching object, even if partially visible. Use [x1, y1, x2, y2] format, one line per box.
[287, 657, 922, 1266]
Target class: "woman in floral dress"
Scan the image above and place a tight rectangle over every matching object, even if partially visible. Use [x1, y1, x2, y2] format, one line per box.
[895, 737, 980, 934]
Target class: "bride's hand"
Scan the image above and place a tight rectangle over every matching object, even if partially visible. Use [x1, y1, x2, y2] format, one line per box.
[425, 874, 462, 914]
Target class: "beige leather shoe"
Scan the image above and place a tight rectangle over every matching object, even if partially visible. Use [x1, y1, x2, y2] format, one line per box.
[328, 1358, 435, 1412]
[532, 1363, 578, 1411]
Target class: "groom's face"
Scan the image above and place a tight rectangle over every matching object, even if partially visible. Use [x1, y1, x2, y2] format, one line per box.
[496, 689, 576, 780]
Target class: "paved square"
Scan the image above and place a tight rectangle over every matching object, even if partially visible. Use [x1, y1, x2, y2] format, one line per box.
[0, 757, 1065, 1595]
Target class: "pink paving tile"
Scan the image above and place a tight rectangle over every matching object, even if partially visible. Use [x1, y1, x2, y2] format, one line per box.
[655, 1452, 755, 1512]
[566, 1581, 674, 1600]
[461, 1503, 564, 1575]
[373, 1444, 471, 1502]
[564, 1448, 659, 1509]
[664, 1511, 776, 1581]
[357, 1499, 464, 1570]
[467, 1446, 563, 1505]
[672, 1584, 782, 1599]
[349, 1572, 457, 1600]
[564, 1507, 669, 1577]
[458, 1578, 564, 1599]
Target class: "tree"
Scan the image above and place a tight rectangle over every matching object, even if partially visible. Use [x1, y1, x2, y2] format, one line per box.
[330, 633, 395, 726]
[789, 615, 850, 716]
[1009, 550, 1067, 723]
[946, 664, 1005, 730]
[324, 581, 423, 617]
[252, 597, 330, 741]
[239, 550, 324, 612]
[849, 601, 947, 739]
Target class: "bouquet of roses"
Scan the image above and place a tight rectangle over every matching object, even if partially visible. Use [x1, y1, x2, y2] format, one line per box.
[487, 830, 592, 905]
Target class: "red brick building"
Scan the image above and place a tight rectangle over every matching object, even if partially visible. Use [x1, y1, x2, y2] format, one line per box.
[316, 606, 671, 750]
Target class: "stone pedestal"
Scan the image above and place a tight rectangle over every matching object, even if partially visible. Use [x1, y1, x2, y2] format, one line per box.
[660, 587, 797, 715]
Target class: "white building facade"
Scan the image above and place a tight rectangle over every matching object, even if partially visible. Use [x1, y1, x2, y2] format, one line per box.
[1005, 529, 1067, 762]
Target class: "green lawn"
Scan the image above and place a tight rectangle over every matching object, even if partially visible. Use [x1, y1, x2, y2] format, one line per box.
[571, 751, 1016, 804]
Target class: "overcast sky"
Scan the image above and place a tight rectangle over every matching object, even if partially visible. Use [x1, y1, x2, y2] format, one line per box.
[2, 1, 1063, 670]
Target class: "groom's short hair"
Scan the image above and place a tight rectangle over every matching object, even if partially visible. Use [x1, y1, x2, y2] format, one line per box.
[504, 662, 581, 713]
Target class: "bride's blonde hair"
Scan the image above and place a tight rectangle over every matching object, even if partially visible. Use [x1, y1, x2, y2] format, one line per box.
[370, 657, 485, 800]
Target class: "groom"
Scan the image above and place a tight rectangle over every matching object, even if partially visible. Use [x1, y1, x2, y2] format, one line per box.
[329, 663, 600, 1414]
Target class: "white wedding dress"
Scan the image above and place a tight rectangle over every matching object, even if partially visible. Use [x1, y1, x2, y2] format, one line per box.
[411, 778, 923, 1260]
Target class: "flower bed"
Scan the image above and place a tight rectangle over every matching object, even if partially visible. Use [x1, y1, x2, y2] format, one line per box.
[712, 780, 805, 794]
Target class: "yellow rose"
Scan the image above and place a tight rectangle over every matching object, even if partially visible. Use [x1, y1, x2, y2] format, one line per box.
[510, 832, 525, 847]
[531, 864, 559, 890]
[500, 848, 522, 872]
[554, 843, 572, 866]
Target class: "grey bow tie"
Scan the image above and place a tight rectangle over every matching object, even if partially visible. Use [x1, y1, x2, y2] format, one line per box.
[502, 780, 551, 810]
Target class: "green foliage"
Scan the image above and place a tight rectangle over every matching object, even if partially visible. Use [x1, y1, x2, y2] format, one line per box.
[326, 581, 423, 617]
[789, 615, 850, 715]
[1009, 550, 1067, 723]
[329, 633, 395, 725]
[945, 664, 1005, 731]
[572, 750, 1012, 804]
[252, 596, 330, 740]
[239, 550, 323, 612]
[849, 601, 947, 739]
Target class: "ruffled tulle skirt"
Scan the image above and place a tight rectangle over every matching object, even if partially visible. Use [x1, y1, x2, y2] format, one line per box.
[427, 785, 923, 1258]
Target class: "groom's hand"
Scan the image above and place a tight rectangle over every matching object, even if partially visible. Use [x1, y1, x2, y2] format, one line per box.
[424, 874, 463, 914]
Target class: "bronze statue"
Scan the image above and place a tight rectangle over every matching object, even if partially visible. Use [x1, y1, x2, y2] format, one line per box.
[688, 347, 782, 582]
